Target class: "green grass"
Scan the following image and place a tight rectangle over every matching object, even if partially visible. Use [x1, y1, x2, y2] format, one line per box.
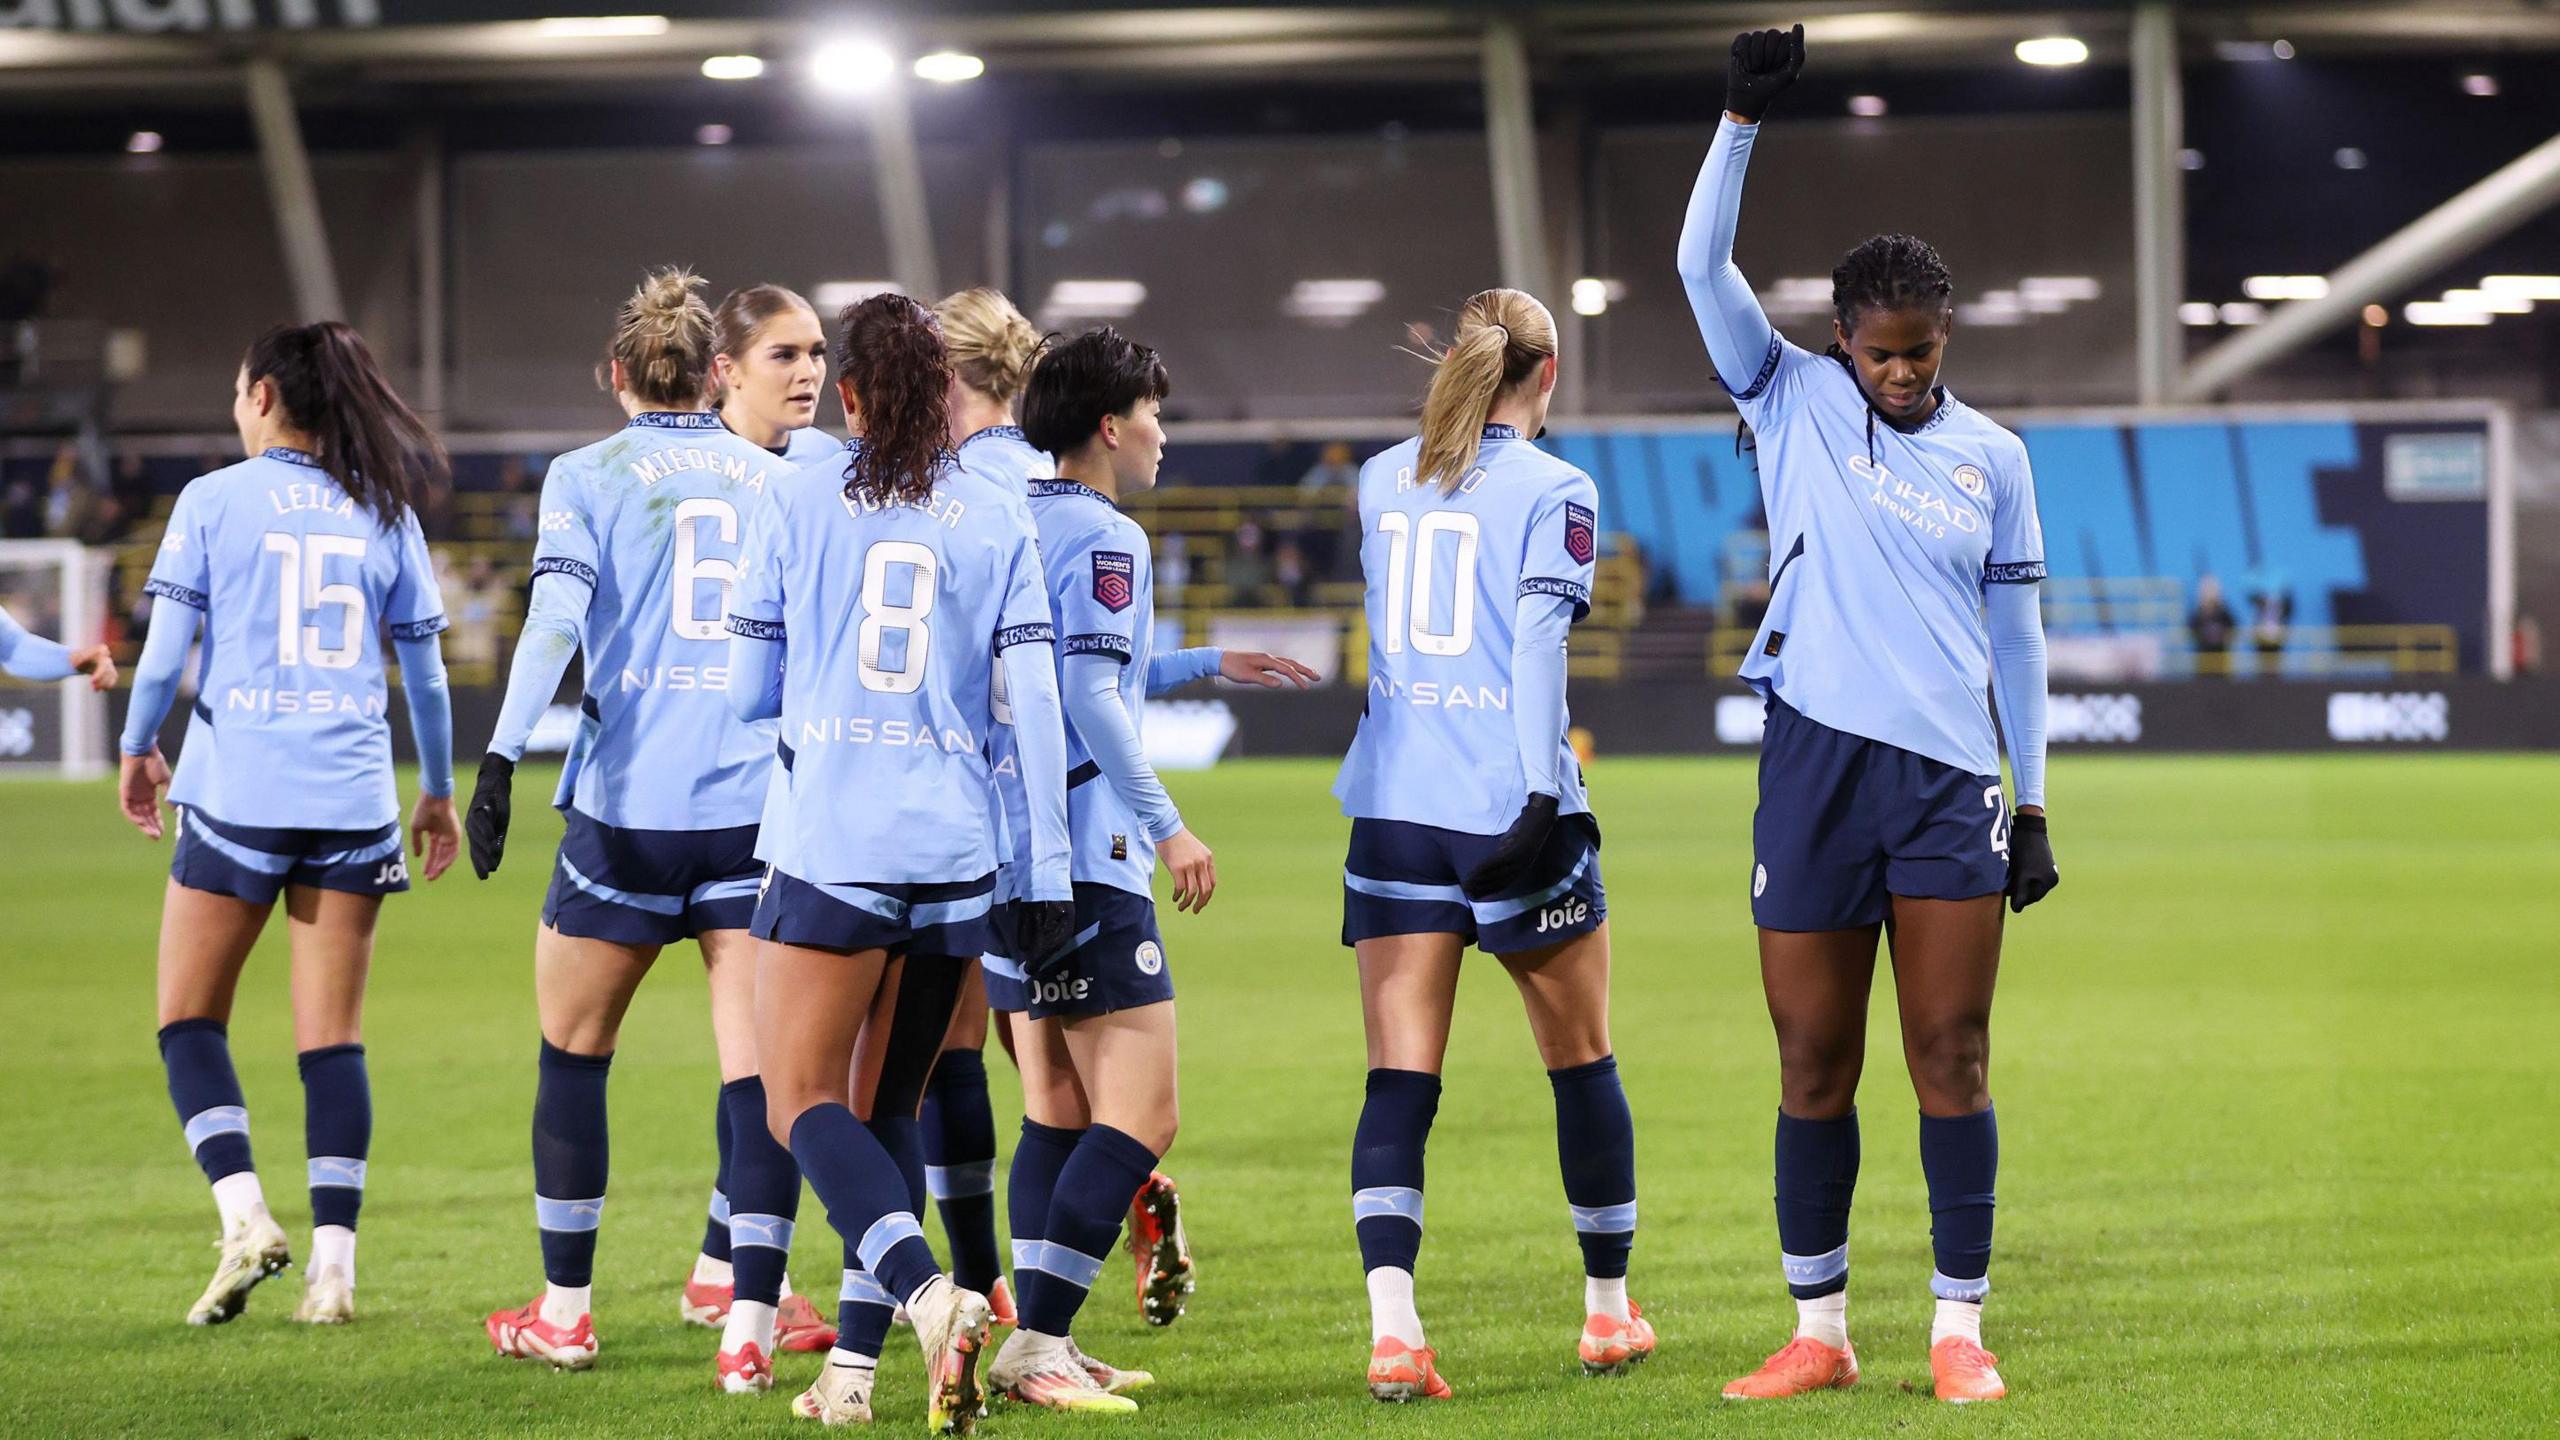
[4, 755, 2557, 1437]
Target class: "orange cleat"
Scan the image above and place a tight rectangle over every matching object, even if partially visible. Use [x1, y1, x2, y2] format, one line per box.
[1367, 1336, 1454, 1403]
[1930, 1337, 2006, 1403]
[1721, 1335, 1857, 1400]
[487, 1299, 600, 1371]
[1579, 1300, 1657, 1375]
[716, 1340, 775, 1393]
[986, 1275, 1019, 1329]
[681, 1275, 731, 1328]
[1128, 1171, 1193, 1327]
[776, 1292, 838, 1353]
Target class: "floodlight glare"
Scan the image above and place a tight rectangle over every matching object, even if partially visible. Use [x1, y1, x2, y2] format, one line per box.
[126, 130, 164, 155]
[1570, 278, 1611, 317]
[913, 51, 985, 84]
[1847, 94, 1887, 118]
[2243, 276, 2328, 301]
[2463, 73, 2499, 98]
[2403, 302, 2492, 327]
[2177, 303, 2219, 326]
[702, 55, 765, 81]
[2480, 275, 2560, 300]
[810, 38, 897, 97]
[532, 16, 669, 39]
[2014, 36, 2088, 67]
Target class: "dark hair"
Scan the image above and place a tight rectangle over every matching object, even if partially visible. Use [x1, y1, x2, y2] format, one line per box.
[833, 292, 952, 508]
[1019, 326, 1171, 456]
[1831, 233, 1954, 336]
[242, 321, 446, 526]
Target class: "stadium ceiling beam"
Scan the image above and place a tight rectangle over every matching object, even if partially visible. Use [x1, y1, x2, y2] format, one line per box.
[2174, 128, 2560, 401]
[1481, 16, 1552, 301]
[242, 56, 345, 325]
[866, 78, 942, 304]
[2130, 0, 2183, 406]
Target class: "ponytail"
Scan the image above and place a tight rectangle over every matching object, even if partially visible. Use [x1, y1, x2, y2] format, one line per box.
[607, 267, 714, 410]
[242, 321, 446, 526]
[833, 293, 953, 508]
[1413, 288, 1555, 495]
[934, 287, 1045, 405]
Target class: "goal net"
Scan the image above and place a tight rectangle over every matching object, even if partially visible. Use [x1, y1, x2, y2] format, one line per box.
[0, 539, 112, 778]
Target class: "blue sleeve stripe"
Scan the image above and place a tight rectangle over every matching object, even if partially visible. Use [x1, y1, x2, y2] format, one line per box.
[994, 622, 1057, 651]
[726, 615, 785, 641]
[143, 578, 207, 610]
[1062, 633, 1131, 661]
[1984, 560, 2047, 585]
[531, 556, 597, 586]
[388, 614, 449, 641]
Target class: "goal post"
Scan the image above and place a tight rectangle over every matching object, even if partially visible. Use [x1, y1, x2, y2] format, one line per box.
[0, 539, 112, 779]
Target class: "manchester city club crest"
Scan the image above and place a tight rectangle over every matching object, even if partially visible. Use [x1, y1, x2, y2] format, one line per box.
[1953, 464, 1987, 497]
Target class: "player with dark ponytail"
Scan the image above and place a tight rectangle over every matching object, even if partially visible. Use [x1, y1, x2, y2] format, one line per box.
[118, 320, 459, 1328]
[1678, 25, 2057, 1405]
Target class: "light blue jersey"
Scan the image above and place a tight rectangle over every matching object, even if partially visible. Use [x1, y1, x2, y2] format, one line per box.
[1334, 426, 1597, 835]
[1030, 479, 1160, 897]
[960, 425, 1055, 898]
[779, 425, 841, 467]
[141, 448, 447, 830]
[954, 425, 1051, 500]
[534, 411, 786, 831]
[732, 444, 1057, 886]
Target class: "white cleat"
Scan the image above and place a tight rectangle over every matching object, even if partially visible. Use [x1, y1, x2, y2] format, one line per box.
[793, 1355, 878, 1426]
[907, 1277, 994, 1434]
[1069, 1337, 1155, 1395]
[292, 1264, 355, 1325]
[989, 1333, 1140, 1414]
[188, 1211, 292, 1325]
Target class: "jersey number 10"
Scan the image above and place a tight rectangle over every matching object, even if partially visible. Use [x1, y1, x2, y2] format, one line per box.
[1376, 510, 1479, 657]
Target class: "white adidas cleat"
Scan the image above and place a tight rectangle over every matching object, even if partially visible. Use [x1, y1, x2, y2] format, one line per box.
[793, 1355, 878, 1426]
[188, 1211, 292, 1325]
[292, 1264, 355, 1325]
[906, 1276, 994, 1434]
[1069, 1336, 1155, 1396]
[989, 1332, 1139, 1414]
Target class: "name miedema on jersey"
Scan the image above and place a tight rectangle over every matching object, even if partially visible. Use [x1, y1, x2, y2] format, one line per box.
[1368, 675, 1511, 711]
[795, 716, 981, 752]
[626, 448, 771, 490]
[225, 686, 386, 718]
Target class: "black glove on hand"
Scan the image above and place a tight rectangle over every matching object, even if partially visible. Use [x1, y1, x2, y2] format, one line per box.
[465, 753, 515, 880]
[2006, 813, 2059, 913]
[1725, 23, 1805, 123]
[1463, 792, 1560, 900]
[1018, 900, 1079, 976]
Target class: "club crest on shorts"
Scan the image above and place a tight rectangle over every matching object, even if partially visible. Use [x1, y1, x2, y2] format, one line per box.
[1092, 550, 1135, 613]
[1564, 502, 1596, 566]
[1134, 940, 1164, 976]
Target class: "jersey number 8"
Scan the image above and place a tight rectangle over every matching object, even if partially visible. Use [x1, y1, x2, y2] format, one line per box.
[857, 540, 938, 694]
[1376, 510, 1479, 657]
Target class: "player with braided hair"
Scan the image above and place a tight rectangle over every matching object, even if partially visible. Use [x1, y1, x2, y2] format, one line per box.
[1677, 23, 2058, 1405]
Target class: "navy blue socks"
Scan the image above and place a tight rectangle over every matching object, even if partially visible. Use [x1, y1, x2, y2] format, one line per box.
[789, 1102, 941, 1304]
[921, 1048, 1002, 1293]
[1017, 1123, 1158, 1337]
[1920, 1106, 1997, 1304]
[702, 1089, 735, 1265]
[161, 1018, 254, 1185]
[533, 1040, 612, 1288]
[297, 1043, 370, 1232]
[1775, 1108, 1859, 1299]
[722, 1076, 800, 1308]
[1008, 1118, 1081, 1292]
[1549, 1055, 1637, 1279]
[1351, 1068, 1440, 1275]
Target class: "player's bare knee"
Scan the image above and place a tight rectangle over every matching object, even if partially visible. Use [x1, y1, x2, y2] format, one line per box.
[1776, 1040, 1862, 1116]
[1905, 1021, 1989, 1111]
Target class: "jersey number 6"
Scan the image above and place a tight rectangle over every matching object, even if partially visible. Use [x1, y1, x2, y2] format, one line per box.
[1376, 510, 1479, 658]
[670, 497, 741, 641]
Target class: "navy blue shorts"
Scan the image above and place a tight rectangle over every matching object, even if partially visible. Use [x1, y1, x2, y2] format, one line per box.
[1341, 812, 1606, 955]
[981, 902, 1030, 1013]
[171, 807, 409, 904]
[1752, 696, 2010, 931]
[750, 869, 998, 960]
[984, 883, 1173, 1021]
[542, 810, 762, 946]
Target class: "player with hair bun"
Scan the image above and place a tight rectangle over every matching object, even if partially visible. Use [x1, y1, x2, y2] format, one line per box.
[1680, 25, 2058, 1406]
[118, 319, 458, 1328]
[1334, 287, 1647, 1401]
[473, 269, 834, 1380]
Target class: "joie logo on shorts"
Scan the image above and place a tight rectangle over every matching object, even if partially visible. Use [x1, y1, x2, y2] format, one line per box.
[375, 859, 409, 887]
[1134, 941, 1164, 976]
[1533, 899, 1589, 935]
[1092, 551, 1135, 613]
[1031, 975, 1093, 1005]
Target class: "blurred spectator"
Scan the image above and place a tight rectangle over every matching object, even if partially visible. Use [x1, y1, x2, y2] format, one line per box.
[1273, 538, 1311, 608]
[1252, 440, 1302, 490]
[1297, 441, 1359, 495]
[2189, 574, 2236, 676]
[111, 453, 154, 513]
[450, 554, 507, 669]
[1, 478, 37, 538]
[1226, 520, 1272, 606]
[500, 454, 540, 539]
[43, 447, 97, 538]
[79, 493, 132, 546]
[1159, 532, 1191, 600]
[2514, 615, 2543, 676]
[2244, 568, 2291, 668]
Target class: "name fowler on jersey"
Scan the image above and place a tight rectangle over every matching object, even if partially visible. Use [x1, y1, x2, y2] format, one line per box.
[1367, 674, 1512, 711]
[1851, 451, 1984, 541]
[792, 715, 981, 753]
[841, 486, 968, 529]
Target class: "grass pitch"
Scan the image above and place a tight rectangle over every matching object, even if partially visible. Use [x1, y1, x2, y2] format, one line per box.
[2, 754, 2555, 1438]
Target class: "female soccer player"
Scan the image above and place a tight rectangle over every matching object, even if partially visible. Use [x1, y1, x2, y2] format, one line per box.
[725, 291, 1076, 1432]
[117, 320, 459, 1327]
[471, 270, 832, 1378]
[714, 283, 841, 466]
[673, 280, 839, 1322]
[1677, 25, 2059, 1406]
[0, 604, 114, 687]
[1334, 289, 1645, 1401]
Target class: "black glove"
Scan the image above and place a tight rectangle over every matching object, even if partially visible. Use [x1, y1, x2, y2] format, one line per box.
[1725, 23, 1805, 123]
[1017, 900, 1079, 976]
[2005, 813, 2058, 913]
[465, 753, 515, 880]
[1462, 792, 1560, 900]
